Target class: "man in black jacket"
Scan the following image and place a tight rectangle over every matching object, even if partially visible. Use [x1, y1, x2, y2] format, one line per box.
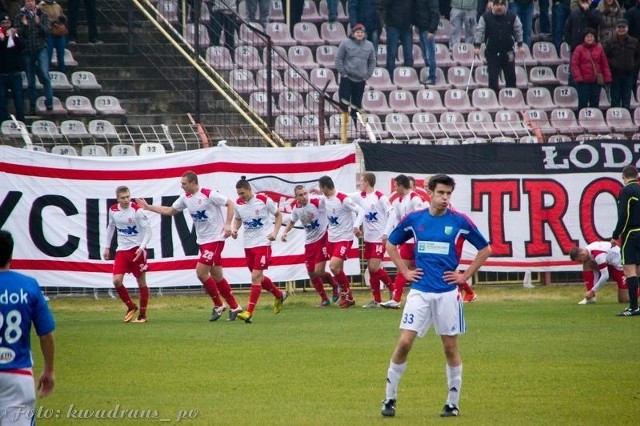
[414, 0, 440, 85]
[604, 19, 640, 110]
[384, 0, 414, 80]
[474, 0, 524, 94]
[0, 14, 24, 121]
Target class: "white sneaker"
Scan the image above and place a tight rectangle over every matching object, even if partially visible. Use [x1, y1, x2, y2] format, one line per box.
[578, 297, 597, 305]
[362, 300, 380, 308]
[380, 300, 402, 309]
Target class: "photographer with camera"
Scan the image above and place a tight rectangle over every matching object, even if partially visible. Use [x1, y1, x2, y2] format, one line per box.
[39, 0, 66, 74]
[14, 0, 53, 114]
[0, 14, 24, 122]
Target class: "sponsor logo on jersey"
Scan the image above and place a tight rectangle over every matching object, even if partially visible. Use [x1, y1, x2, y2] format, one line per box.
[0, 348, 16, 364]
[0, 289, 29, 304]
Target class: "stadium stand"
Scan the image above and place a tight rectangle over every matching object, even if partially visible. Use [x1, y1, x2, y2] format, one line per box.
[51, 144, 79, 155]
[81, 145, 109, 156]
[139, 142, 167, 155]
[466, 110, 502, 138]
[94, 96, 127, 117]
[60, 120, 90, 139]
[471, 88, 502, 113]
[111, 144, 137, 156]
[578, 108, 611, 134]
[31, 120, 62, 140]
[388, 89, 420, 114]
[66, 95, 98, 116]
[71, 71, 103, 90]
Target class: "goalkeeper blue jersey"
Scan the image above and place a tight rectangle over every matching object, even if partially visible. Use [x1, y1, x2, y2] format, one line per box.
[0, 270, 55, 370]
[388, 208, 489, 294]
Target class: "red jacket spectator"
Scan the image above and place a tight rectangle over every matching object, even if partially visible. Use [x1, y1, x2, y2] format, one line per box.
[570, 36, 612, 83]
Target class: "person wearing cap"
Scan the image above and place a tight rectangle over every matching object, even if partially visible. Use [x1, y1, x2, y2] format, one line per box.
[570, 28, 612, 110]
[384, 0, 414, 81]
[0, 13, 24, 122]
[14, 0, 53, 114]
[335, 22, 375, 127]
[414, 0, 440, 86]
[474, 0, 524, 94]
[604, 18, 640, 110]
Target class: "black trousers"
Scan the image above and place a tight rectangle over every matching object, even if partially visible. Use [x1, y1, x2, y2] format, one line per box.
[486, 50, 516, 95]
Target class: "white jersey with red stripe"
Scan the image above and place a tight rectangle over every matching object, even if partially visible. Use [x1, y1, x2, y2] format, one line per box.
[384, 191, 428, 237]
[105, 202, 151, 251]
[322, 192, 365, 242]
[234, 194, 278, 248]
[349, 190, 392, 243]
[171, 188, 229, 245]
[586, 241, 622, 269]
[290, 197, 327, 244]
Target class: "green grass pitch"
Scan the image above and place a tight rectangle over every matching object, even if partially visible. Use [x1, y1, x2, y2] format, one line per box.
[30, 284, 639, 425]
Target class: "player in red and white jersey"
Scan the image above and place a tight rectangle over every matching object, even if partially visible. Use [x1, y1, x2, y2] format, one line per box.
[569, 241, 629, 305]
[348, 172, 395, 307]
[318, 175, 365, 308]
[232, 177, 286, 323]
[103, 186, 152, 323]
[136, 171, 242, 322]
[380, 174, 428, 309]
[281, 185, 339, 307]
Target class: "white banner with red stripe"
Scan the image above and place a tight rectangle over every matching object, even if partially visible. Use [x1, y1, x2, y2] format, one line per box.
[0, 144, 359, 288]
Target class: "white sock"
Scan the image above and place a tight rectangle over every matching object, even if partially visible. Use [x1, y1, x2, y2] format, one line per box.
[385, 360, 407, 400]
[446, 364, 463, 406]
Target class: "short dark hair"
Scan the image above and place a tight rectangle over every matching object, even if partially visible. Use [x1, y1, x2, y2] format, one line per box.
[622, 165, 638, 180]
[182, 171, 198, 184]
[394, 174, 411, 190]
[427, 174, 456, 191]
[115, 186, 129, 196]
[236, 175, 252, 190]
[0, 230, 14, 267]
[318, 175, 335, 190]
[361, 172, 376, 187]
[569, 246, 581, 261]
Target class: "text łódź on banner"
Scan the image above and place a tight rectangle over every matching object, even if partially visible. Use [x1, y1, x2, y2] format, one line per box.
[359, 141, 625, 272]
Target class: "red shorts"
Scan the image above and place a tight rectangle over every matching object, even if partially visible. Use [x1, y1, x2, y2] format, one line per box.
[399, 242, 415, 261]
[304, 234, 330, 273]
[245, 246, 271, 271]
[198, 241, 225, 266]
[327, 240, 352, 261]
[610, 267, 627, 289]
[113, 247, 148, 278]
[364, 242, 385, 260]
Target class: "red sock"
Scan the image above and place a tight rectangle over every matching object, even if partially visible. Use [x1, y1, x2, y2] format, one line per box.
[216, 278, 239, 309]
[139, 286, 150, 316]
[261, 276, 283, 298]
[247, 284, 262, 314]
[203, 277, 223, 306]
[583, 270, 594, 291]
[324, 272, 338, 289]
[335, 270, 351, 292]
[393, 274, 406, 303]
[312, 276, 329, 301]
[116, 286, 135, 309]
[379, 268, 393, 289]
[369, 269, 382, 303]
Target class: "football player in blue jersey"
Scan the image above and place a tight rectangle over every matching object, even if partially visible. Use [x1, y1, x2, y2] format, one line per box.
[380, 174, 491, 418]
[0, 230, 55, 425]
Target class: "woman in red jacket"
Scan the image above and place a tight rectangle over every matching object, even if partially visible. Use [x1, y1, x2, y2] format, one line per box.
[570, 28, 613, 110]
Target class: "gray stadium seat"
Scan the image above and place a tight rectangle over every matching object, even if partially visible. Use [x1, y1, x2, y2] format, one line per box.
[51, 144, 79, 155]
[81, 144, 108, 156]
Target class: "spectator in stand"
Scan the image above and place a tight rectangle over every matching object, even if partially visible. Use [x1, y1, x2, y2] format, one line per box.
[327, 0, 339, 22]
[552, 0, 571, 52]
[348, 0, 380, 51]
[539, 0, 551, 38]
[246, 0, 271, 28]
[335, 22, 376, 126]
[38, 0, 66, 74]
[604, 19, 640, 110]
[282, 0, 303, 33]
[0, 14, 24, 122]
[384, 0, 414, 81]
[67, 0, 100, 44]
[570, 27, 612, 109]
[209, 0, 239, 54]
[474, 0, 524, 94]
[450, 0, 477, 50]
[597, 0, 623, 44]
[509, 0, 534, 47]
[414, 0, 441, 86]
[625, 0, 640, 94]
[440, 0, 452, 19]
[15, 0, 53, 114]
[564, 0, 602, 53]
